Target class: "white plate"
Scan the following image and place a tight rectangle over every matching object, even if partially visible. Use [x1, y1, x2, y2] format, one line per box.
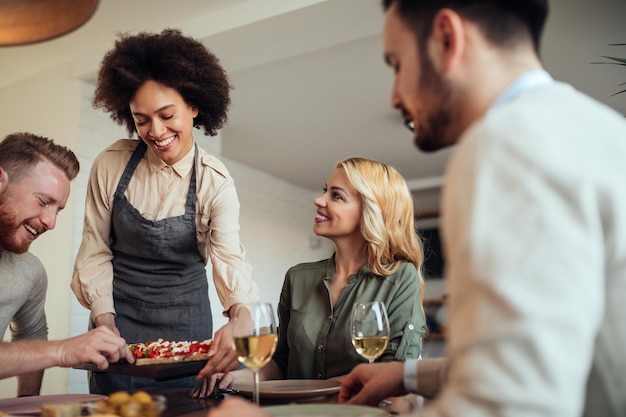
[0, 394, 106, 415]
[262, 404, 388, 416]
[235, 380, 341, 400]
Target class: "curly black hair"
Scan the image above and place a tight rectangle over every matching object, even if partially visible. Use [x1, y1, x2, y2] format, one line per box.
[92, 28, 231, 137]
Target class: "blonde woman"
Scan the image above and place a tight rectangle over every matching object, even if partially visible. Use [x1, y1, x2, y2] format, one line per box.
[196, 157, 425, 397]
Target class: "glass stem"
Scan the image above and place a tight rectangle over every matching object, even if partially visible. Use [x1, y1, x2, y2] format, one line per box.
[253, 369, 260, 404]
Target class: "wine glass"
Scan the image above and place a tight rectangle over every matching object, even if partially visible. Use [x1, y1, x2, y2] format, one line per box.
[351, 301, 390, 364]
[231, 302, 278, 405]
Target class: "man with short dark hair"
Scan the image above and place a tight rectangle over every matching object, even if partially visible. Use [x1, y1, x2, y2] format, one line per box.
[339, 1, 626, 416]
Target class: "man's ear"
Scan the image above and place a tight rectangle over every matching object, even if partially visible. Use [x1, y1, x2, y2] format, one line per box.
[428, 9, 466, 74]
[0, 167, 8, 192]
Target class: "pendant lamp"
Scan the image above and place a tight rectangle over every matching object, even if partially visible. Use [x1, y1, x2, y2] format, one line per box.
[0, 0, 98, 46]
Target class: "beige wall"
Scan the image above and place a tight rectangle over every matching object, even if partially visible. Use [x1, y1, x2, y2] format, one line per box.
[0, 64, 82, 396]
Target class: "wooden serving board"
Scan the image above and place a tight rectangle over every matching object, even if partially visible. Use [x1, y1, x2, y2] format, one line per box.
[73, 359, 208, 381]
[134, 353, 211, 366]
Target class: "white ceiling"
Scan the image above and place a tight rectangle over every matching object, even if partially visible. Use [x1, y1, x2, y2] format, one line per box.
[1, 0, 624, 210]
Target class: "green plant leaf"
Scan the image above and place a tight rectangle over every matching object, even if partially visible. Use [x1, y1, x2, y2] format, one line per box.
[610, 81, 626, 96]
[599, 56, 626, 65]
[593, 44, 626, 100]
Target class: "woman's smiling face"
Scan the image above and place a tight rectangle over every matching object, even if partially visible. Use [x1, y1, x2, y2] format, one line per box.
[130, 80, 199, 165]
[313, 167, 363, 241]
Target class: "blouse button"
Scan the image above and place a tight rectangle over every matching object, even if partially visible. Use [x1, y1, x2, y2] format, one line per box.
[408, 324, 414, 330]
[317, 344, 323, 350]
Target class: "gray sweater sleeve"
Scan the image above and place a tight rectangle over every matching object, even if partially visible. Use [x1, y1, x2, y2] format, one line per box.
[0, 252, 49, 341]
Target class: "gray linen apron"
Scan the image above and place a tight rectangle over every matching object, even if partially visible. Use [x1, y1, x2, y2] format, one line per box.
[90, 141, 212, 394]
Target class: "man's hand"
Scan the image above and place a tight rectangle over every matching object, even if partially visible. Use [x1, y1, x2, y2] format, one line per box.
[207, 397, 270, 417]
[339, 362, 407, 405]
[56, 326, 134, 370]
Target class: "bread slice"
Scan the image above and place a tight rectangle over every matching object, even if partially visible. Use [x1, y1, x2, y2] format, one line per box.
[41, 402, 82, 417]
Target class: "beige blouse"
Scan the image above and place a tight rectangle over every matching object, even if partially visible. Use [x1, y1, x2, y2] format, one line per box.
[71, 139, 258, 319]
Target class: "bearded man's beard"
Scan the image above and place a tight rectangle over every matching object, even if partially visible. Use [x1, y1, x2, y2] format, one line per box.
[412, 45, 455, 153]
[0, 198, 29, 254]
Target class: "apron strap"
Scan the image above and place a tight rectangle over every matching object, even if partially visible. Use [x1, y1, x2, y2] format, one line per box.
[184, 144, 198, 219]
[114, 141, 147, 200]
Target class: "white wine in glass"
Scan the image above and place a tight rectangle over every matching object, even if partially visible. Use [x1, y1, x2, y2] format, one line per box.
[231, 303, 278, 405]
[351, 301, 390, 363]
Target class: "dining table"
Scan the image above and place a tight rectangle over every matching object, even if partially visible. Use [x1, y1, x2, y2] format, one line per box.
[143, 387, 219, 417]
[141, 384, 418, 417]
[68, 361, 419, 416]
[0, 384, 417, 417]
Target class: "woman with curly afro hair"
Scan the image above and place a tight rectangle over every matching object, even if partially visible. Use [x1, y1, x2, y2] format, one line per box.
[71, 29, 259, 394]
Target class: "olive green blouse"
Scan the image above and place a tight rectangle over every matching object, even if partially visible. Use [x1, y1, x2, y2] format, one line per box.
[273, 254, 425, 379]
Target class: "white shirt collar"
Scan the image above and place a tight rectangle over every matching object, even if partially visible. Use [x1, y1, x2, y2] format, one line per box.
[490, 69, 554, 112]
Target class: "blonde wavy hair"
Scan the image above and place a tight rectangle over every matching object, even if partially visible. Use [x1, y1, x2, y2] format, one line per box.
[338, 157, 424, 300]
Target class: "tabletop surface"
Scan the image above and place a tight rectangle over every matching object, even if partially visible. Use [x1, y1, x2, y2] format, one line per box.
[144, 387, 344, 416]
[143, 387, 221, 417]
[144, 386, 415, 417]
[0, 386, 413, 417]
